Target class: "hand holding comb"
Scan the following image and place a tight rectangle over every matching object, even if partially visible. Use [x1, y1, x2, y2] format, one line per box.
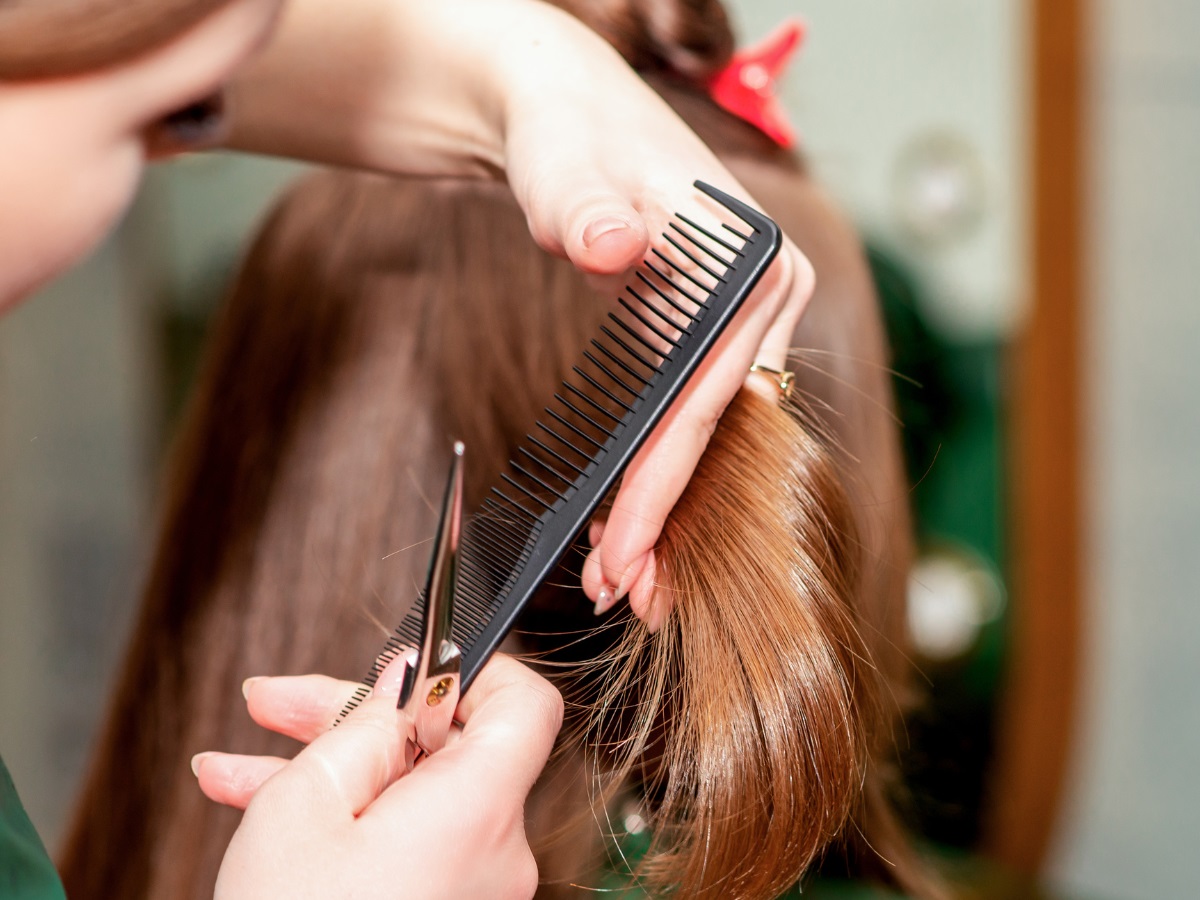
[338, 181, 781, 730]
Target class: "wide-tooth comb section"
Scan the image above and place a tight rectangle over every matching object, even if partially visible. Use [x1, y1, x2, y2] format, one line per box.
[336, 182, 779, 722]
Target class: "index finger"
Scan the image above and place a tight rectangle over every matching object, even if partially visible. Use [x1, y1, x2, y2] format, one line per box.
[586, 239, 811, 625]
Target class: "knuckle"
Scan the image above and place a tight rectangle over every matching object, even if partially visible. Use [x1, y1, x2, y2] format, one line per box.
[524, 209, 558, 253]
[756, 244, 813, 322]
[521, 175, 565, 251]
[497, 659, 564, 736]
[690, 404, 722, 446]
[502, 679, 564, 743]
[243, 769, 299, 822]
[531, 679, 565, 735]
[342, 709, 404, 770]
[791, 248, 816, 304]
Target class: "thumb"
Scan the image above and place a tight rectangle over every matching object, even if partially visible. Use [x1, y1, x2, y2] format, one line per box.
[250, 695, 415, 821]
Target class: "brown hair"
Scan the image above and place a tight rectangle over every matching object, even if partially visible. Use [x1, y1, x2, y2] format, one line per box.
[59, 4, 941, 898]
[61, 150, 937, 900]
[555, 0, 735, 78]
[0, 0, 233, 79]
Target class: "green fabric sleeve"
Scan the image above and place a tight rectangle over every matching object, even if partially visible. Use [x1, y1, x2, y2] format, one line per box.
[0, 754, 67, 900]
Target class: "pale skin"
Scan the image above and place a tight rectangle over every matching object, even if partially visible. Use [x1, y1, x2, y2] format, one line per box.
[200, 656, 564, 900]
[0, 0, 812, 894]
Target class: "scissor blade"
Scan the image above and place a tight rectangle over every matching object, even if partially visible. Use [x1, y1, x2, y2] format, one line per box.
[420, 440, 464, 677]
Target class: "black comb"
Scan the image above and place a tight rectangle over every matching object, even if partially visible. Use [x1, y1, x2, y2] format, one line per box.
[336, 181, 780, 720]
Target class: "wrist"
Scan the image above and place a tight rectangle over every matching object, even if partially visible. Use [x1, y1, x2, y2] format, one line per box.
[369, 0, 617, 179]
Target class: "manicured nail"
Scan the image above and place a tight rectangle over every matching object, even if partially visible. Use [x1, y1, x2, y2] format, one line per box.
[645, 558, 667, 633]
[373, 651, 417, 699]
[583, 216, 633, 249]
[593, 585, 617, 617]
[190, 752, 212, 777]
[616, 554, 648, 600]
[241, 676, 264, 700]
[644, 597, 668, 634]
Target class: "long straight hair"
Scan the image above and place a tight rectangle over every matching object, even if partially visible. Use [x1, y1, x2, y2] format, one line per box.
[59, 1, 939, 894]
[59, 87, 938, 899]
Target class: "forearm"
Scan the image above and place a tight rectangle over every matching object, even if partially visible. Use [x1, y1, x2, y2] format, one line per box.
[224, 0, 609, 179]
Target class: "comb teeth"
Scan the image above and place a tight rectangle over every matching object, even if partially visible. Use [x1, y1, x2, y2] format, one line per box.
[336, 181, 779, 723]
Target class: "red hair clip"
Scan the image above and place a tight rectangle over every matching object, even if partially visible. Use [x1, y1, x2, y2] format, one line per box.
[706, 19, 805, 149]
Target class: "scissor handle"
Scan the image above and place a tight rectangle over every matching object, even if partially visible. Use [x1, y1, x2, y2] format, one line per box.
[396, 441, 465, 767]
[397, 641, 462, 765]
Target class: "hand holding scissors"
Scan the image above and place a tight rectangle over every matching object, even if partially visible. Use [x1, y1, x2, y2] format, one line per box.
[394, 440, 465, 769]
[194, 443, 562, 897]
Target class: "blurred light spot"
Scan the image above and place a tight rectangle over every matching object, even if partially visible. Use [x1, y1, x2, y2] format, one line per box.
[908, 547, 1005, 660]
[892, 131, 988, 247]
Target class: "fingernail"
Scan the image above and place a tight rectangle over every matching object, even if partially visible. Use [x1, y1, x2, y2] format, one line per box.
[616, 554, 648, 600]
[628, 550, 662, 630]
[644, 595, 669, 635]
[190, 752, 212, 777]
[241, 676, 264, 700]
[593, 584, 617, 617]
[373, 650, 417, 699]
[583, 216, 633, 249]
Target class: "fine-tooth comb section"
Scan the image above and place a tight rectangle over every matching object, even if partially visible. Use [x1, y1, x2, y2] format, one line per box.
[336, 181, 780, 722]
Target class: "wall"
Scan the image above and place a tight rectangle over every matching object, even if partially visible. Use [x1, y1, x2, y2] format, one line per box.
[731, 0, 1027, 341]
[0, 156, 300, 845]
[0, 229, 153, 840]
[1048, 1, 1200, 896]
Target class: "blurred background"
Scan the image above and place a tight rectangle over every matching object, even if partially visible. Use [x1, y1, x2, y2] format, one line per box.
[1, 0, 1196, 897]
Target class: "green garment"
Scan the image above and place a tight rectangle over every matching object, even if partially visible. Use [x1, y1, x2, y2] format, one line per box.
[0, 755, 66, 900]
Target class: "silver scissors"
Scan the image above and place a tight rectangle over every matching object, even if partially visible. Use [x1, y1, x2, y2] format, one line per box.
[396, 440, 465, 770]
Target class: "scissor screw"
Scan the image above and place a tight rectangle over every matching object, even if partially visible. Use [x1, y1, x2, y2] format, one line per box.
[426, 677, 455, 706]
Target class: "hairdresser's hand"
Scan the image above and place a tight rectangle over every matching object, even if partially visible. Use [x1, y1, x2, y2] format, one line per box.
[193, 656, 562, 900]
[491, 7, 812, 628]
[229, 0, 811, 628]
